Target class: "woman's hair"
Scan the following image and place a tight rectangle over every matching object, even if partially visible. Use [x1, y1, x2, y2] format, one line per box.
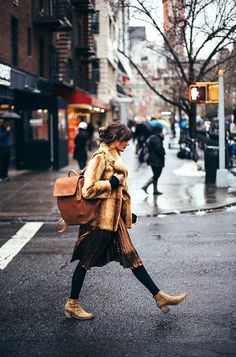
[98, 122, 132, 144]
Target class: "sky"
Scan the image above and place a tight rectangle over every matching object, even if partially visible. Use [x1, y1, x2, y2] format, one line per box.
[128, 0, 235, 59]
[129, 0, 163, 42]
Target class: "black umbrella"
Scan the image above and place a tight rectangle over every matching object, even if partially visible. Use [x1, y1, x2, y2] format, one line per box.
[0, 111, 21, 120]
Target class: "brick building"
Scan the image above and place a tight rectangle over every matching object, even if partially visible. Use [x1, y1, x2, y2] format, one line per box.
[0, 0, 109, 170]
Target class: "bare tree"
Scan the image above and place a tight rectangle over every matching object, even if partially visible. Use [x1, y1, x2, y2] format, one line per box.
[114, 0, 236, 137]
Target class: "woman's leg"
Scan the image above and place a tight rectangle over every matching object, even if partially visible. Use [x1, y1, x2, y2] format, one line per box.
[151, 166, 163, 195]
[69, 263, 87, 299]
[131, 264, 160, 296]
[65, 263, 94, 320]
[131, 265, 188, 314]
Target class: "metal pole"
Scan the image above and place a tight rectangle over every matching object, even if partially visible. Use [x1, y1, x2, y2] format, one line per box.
[216, 70, 228, 187]
[218, 70, 225, 169]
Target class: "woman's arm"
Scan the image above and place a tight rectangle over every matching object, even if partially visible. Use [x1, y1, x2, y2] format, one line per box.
[82, 153, 112, 199]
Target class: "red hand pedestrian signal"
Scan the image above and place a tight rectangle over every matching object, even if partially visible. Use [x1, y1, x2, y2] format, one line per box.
[189, 85, 207, 103]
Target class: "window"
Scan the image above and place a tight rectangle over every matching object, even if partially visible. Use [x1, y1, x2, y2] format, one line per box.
[27, 28, 32, 56]
[58, 109, 67, 140]
[92, 60, 100, 82]
[11, 16, 18, 66]
[29, 109, 49, 141]
[91, 11, 99, 34]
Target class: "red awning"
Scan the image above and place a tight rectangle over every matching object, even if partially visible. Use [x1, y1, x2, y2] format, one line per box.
[56, 87, 109, 110]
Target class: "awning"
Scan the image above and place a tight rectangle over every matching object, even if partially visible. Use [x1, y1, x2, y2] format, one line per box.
[56, 87, 109, 110]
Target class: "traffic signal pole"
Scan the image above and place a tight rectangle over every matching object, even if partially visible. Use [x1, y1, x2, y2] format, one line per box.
[216, 70, 228, 188]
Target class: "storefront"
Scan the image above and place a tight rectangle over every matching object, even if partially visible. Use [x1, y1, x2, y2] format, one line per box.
[14, 90, 68, 170]
[56, 87, 109, 153]
[0, 62, 69, 171]
[0, 63, 16, 168]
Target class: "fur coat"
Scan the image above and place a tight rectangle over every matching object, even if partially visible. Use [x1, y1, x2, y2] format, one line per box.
[82, 142, 132, 231]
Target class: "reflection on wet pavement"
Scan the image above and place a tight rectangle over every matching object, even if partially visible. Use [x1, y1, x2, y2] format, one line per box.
[125, 142, 236, 216]
[0, 139, 236, 219]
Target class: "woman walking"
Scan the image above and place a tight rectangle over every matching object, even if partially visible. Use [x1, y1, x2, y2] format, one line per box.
[65, 122, 187, 320]
[141, 125, 165, 195]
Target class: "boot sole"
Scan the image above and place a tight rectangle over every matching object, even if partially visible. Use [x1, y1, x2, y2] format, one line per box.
[160, 306, 170, 314]
[64, 310, 94, 320]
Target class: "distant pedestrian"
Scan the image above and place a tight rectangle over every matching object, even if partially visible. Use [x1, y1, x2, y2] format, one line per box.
[134, 120, 152, 154]
[141, 125, 165, 195]
[64, 122, 187, 320]
[0, 119, 13, 182]
[73, 122, 88, 170]
[86, 122, 95, 151]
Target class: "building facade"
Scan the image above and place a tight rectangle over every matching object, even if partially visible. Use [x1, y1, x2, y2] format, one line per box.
[0, 0, 71, 170]
[0, 0, 132, 170]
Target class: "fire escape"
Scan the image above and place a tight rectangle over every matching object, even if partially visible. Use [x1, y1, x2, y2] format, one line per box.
[72, 0, 99, 95]
[32, 0, 73, 85]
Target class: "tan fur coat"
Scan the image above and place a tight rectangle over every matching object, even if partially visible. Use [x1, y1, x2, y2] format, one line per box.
[82, 142, 132, 231]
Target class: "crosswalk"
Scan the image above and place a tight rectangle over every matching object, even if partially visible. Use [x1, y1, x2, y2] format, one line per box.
[0, 222, 44, 270]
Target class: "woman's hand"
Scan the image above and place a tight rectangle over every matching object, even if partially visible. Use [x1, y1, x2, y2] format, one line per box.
[113, 173, 125, 185]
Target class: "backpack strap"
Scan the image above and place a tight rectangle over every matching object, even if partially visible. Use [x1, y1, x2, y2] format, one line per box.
[56, 217, 68, 233]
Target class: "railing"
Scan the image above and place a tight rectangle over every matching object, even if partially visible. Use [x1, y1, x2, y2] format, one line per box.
[78, 71, 97, 95]
[72, 0, 96, 12]
[32, 0, 72, 30]
[50, 47, 74, 85]
[76, 33, 97, 55]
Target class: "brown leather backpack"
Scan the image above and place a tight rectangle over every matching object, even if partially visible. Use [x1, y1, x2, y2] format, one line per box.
[53, 170, 100, 232]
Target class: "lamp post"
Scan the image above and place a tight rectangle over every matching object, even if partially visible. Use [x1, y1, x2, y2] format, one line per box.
[216, 70, 228, 187]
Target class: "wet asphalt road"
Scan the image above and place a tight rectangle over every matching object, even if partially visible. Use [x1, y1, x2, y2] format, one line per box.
[0, 209, 236, 357]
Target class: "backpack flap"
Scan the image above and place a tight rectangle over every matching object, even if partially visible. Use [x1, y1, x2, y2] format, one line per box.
[53, 176, 80, 197]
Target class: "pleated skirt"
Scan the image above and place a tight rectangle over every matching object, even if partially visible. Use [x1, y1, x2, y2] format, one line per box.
[71, 218, 142, 270]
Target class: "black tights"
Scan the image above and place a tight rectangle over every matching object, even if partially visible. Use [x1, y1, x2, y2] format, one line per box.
[69, 263, 160, 299]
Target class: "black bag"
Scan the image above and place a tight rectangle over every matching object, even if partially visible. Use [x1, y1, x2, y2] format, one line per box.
[138, 141, 150, 163]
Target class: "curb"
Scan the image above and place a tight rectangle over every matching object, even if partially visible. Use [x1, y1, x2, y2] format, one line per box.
[0, 201, 236, 223]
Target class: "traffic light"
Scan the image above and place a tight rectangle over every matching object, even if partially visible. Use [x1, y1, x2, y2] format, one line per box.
[189, 85, 207, 103]
[189, 82, 219, 103]
[208, 84, 219, 103]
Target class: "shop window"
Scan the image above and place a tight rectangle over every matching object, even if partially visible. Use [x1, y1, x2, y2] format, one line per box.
[29, 109, 48, 141]
[58, 109, 67, 140]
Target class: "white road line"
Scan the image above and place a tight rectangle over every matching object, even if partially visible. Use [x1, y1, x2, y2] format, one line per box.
[0, 222, 44, 270]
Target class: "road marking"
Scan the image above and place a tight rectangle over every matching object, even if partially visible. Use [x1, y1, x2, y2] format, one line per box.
[0, 222, 43, 270]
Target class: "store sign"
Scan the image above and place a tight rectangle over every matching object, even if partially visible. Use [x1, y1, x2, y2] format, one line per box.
[30, 118, 43, 127]
[0, 64, 11, 86]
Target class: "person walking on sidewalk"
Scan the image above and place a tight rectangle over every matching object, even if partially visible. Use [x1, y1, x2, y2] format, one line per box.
[64, 122, 187, 320]
[73, 122, 88, 170]
[141, 125, 165, 196]
[0, 119, 13, 182]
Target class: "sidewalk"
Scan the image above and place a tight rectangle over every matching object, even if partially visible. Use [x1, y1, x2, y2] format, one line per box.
[0, 138, 236, 220]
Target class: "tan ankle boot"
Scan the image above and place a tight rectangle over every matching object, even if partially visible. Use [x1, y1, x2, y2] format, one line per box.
[154, 290, 188, 314]
[64, 299, 94, 320]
